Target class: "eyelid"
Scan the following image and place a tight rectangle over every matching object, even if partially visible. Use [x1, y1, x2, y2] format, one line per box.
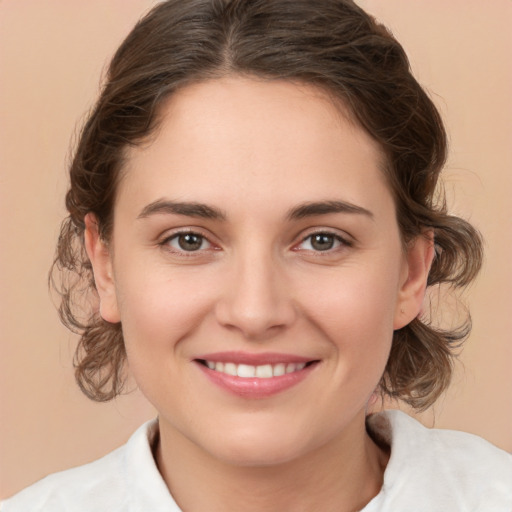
[159, 227, 220, 254]
[292, 228, 353, 252]
[157, 226, 353, 255]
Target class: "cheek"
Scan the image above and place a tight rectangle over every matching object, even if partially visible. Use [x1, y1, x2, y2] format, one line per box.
[113, 267, 223, 414]
[114, 264, 221, 354]
[296, 261, 400, 371]
[302, 262, 399, 328]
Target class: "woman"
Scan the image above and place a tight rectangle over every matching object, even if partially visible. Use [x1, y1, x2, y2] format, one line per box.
[2, 0, 511, 510]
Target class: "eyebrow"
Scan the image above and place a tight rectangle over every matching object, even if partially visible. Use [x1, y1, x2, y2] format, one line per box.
[137, 198, 373, 222]
[287, 200, 374, 221]
[137, 199, 227, 220]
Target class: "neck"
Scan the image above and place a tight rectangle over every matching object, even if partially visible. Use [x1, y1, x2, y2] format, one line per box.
[155, 414, 388, 512]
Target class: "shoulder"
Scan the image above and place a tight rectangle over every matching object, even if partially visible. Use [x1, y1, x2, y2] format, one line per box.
[0, 445, 127, 512]
[0, 419, 175, 512]
[366, 410, 512, 511]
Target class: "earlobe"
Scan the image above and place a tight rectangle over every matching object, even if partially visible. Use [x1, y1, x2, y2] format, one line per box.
[84, 213, 121, 323]
[393, 232, 435, 330]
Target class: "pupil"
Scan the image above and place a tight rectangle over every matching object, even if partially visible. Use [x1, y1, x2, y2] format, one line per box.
[312, 234, 334, 251]
[178, 233, 202, 251]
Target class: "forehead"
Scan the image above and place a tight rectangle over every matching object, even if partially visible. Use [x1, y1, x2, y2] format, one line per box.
[119, 76, 391, 216]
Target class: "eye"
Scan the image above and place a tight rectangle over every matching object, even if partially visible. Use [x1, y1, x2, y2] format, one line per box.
[165, 232, 212, 252]
[297, 232, 348, 252]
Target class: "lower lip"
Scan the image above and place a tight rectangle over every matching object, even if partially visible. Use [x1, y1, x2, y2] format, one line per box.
[196, 362, 317, 399]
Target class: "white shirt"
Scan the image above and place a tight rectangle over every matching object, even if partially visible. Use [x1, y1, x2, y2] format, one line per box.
[2, 410, 511, 511]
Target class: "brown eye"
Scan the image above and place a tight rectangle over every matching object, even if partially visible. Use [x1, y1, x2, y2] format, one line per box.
[296, 232, 347, 253]
[167, 232, 210, 252]
[178, 233, 203, 251]
[310, 233, 335, 251]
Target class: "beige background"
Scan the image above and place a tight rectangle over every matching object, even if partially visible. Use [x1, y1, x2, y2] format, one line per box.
[1, 0, 511, 499]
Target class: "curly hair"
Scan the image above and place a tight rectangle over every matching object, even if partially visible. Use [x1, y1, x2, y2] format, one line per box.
[50, 0, 483, 409]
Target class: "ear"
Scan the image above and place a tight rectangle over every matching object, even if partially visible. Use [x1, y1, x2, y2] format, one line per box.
[84, 213, 120, 323]
[393, 231, 435, 330]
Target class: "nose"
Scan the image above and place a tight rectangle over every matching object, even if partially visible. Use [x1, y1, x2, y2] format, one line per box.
[214, 249, 297, 341]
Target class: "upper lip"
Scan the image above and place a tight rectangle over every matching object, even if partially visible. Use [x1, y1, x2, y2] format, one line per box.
[194, 351, 317, 365]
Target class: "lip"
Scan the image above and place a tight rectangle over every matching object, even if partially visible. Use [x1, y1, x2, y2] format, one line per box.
[194, 351, 313, 365]
[194, 351, 319, 399]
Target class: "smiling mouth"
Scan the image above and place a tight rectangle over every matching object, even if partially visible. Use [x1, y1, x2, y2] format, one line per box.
[196, 360, 318, 379]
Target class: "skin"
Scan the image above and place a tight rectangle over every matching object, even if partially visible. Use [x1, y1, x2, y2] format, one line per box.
[85, 76, 434, 511]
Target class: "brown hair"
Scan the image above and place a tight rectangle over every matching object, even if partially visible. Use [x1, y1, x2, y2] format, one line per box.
[51, 0, 483, 409]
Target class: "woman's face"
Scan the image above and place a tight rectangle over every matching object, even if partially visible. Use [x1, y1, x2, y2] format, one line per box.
[88, 77, 430, 466]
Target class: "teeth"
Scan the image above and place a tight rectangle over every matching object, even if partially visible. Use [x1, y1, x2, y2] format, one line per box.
[205, 361, 308, 378]
[224, 362, 237, 376]
[256, 364, 273, 378]
[286, 362, 305, 373]
[273, 363, 286, 377]
[237, 364, 256, 378]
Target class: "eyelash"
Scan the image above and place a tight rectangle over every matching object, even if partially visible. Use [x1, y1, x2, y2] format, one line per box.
[160, 229, 352, 256]
[160, 229, 216, 255]
[294, 231, 352, 254]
